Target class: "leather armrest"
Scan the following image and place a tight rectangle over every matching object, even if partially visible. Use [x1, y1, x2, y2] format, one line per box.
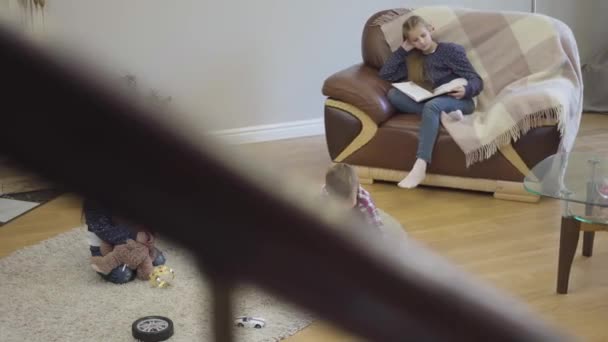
[322, 63, 394, 125]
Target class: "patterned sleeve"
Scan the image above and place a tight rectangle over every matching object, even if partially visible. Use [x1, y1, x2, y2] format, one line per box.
[378, 47, 410, 82]
[84, 200, 137, 245]
[356, 186, 383, 228]
[446, 44, 484, 98]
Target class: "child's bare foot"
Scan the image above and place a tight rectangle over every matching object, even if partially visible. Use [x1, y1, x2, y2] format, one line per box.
[398, 158, 427, 189]
[442, 109, 464, 121]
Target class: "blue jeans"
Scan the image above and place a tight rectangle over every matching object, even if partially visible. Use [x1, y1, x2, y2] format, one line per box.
[387, 88, 475, 163]
[90, 245, 166, 284]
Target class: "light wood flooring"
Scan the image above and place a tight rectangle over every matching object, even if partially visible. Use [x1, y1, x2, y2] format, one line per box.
[2, 114, 608, 341]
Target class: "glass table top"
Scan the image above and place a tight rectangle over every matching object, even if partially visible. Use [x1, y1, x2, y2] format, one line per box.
[524, 152, 608, 207]
[573, 214, 608, 225]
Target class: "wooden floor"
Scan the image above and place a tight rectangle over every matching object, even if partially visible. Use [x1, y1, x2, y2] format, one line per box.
[2, 114, 608, 341]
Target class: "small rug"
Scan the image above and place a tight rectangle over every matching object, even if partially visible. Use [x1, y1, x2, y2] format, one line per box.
[0, 189, 63, 225]
[0, 198, 39, 224]
[0, 227, 313, 341]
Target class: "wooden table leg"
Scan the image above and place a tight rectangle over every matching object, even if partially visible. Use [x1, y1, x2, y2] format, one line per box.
[582, 231, 595, 257]
[557, 216, 581, 294]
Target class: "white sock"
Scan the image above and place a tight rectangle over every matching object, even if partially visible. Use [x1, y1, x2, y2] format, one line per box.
[442, 110, 463, 121]
[398, 158, 427, 189]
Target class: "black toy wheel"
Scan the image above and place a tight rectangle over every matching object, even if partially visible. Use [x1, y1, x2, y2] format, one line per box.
[237, 323, 244, 327]
[254, 324, 262, 329]
[132, 316, 174, 342]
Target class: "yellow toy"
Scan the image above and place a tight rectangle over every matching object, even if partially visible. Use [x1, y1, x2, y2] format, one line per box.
[149, 265, 175, 288]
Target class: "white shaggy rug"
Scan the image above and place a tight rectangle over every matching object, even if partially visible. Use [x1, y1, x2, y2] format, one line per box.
[0, 227, 313, 341]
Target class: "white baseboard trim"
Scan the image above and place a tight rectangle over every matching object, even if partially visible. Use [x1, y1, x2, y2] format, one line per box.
[211, 118, 324, 144]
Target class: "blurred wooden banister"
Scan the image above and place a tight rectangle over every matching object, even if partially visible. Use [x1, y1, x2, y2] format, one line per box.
[0, 24, 572, 341]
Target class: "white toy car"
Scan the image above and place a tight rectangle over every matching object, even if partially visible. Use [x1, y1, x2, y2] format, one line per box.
[234, 316, 266, 329]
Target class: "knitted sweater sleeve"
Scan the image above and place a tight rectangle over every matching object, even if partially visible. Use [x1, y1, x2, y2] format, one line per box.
[378, 47, 409, 82]
[84, 201, 137, 245]
[445, 44, 484, 98]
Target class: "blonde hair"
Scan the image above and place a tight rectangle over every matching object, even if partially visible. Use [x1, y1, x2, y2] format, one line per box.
[325, 163, 358, 201]
[403, 15, 434, 90]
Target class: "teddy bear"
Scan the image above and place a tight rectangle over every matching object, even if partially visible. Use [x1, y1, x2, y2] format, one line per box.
[90, 231, 157, 280]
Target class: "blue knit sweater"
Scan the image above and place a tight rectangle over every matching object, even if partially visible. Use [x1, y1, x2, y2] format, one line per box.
[379, 42, 483, 98]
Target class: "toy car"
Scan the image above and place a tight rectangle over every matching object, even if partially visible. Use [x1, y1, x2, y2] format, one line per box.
[234, 316, 265, 329]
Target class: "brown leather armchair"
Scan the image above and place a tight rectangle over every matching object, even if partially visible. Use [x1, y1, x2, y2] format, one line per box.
[321, 9, 560, 202]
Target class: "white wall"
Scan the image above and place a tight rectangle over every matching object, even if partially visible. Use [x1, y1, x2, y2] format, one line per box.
[18, 0, 598, 137]
[536, 0, 605, 64]
[582, 0, 608, 61]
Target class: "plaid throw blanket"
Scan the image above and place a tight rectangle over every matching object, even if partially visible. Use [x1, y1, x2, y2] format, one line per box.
[378, 7, 583, 166]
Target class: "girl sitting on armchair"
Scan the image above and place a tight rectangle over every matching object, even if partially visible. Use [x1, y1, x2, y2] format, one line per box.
[379, 15, 483, 189]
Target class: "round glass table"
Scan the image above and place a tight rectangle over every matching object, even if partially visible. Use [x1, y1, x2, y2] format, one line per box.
[524, 152, 608, 294]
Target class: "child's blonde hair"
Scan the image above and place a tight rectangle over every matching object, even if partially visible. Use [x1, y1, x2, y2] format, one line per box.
[403, 15, 434, 90]
[325, 163, 359, 201]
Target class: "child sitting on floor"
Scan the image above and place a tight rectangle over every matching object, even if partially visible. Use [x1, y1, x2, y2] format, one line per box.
[322, 163, 383, 230]
[83, 198, 166, 284]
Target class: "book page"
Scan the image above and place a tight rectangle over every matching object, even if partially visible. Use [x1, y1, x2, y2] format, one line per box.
[432, 78, 468, 96]
[392, 82, 434, 102]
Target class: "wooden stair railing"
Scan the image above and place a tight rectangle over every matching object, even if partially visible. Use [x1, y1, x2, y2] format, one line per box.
[0, 24, 571, 342]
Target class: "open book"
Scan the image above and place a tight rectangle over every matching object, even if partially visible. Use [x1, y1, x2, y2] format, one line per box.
[392, 78, 468, 102]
